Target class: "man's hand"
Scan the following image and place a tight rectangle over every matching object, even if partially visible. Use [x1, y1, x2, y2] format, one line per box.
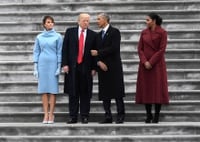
[62, 65, 69, 74]
[97, 61, 108, 71]
[91, 70, 96, 76]
[91, 50, 98, 56]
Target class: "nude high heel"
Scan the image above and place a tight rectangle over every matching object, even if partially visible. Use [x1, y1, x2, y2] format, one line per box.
[48, 115, 54, 124]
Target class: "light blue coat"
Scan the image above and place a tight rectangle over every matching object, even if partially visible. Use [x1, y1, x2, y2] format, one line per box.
[33, 29, 63, 94]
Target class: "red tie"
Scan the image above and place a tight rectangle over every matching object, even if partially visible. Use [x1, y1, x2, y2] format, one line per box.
[77, 29, 84, 64]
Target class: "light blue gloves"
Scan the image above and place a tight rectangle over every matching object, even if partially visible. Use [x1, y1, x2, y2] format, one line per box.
[33, 63, 38, 78]
[55, 63, 61, 76]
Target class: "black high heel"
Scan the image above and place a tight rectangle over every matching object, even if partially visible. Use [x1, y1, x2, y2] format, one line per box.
[152, 104, 161, 123]
[152, 114, 159, 123]
[145, 113, 153, 123]
[145, 104, 152, 123]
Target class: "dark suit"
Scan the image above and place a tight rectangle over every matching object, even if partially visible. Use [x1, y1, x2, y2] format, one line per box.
[62, 26, 96, 120]
[96, 25, 125, 122]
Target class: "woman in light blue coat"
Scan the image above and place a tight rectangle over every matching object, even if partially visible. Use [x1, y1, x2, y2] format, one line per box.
[33, 15, 63, 124]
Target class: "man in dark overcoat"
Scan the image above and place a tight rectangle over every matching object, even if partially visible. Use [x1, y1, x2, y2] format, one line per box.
[91, 13, 125, 123]
[62, 13, 96, 124]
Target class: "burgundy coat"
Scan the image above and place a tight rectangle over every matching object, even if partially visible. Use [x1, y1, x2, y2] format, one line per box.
[135, 26, 169, 104]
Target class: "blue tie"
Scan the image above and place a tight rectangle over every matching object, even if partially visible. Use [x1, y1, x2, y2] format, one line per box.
[101, 30, 105, 39]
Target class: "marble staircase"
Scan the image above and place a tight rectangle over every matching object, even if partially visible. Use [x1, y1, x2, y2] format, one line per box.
[0, 0, 200, 141]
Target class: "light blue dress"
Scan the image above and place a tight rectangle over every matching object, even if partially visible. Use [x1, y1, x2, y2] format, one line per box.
[33, 29, 63, 94]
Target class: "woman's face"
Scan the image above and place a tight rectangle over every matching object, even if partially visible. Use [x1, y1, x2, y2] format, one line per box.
[145, 16, 155, 28]
[43, 18, 54, 30]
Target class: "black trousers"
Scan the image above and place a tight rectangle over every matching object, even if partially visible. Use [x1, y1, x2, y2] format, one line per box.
[103, 97, 125, 119]
[68, 63, 90, 119]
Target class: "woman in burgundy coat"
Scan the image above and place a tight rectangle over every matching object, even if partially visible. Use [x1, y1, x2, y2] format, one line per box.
[135, 13, 169, 123]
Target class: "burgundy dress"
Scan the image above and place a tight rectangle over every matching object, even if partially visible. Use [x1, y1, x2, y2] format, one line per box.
[135, 26, 169, 104]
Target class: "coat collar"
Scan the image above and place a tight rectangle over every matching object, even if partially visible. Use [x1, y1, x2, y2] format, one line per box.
[101, 25, 111, 41]
[143, 26, 162, 48]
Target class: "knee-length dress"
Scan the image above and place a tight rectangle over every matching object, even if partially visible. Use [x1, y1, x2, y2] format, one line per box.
[33, 29, 63, 94]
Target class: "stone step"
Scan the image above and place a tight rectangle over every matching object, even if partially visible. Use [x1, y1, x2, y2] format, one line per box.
[0, 79, 199, 92]
[0, 1, 200, 12]
[0, 49, 199, 61]
[0, 39, 199, 52]
[1, 29, 200, 41]
[121, 30, 200, 40]
[123, 59, 200, 70]
[0, 90, 199, 102]
[0, 111, 199, 122]
[0, 0, 150, 3]
[0, 59, 199, 72]
[0, 123, 199, 136]
[120, 49, 200, 60]
[0, 10, 200, 22]
[0, 100, 199, 112]
[0, 69, 200, 82]
[1, 19, 200, 31]
[0, 135, 200, 142]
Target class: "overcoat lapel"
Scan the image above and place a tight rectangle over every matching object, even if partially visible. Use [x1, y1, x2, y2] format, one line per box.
[74, 28, 78, 48]
[84, 30, 90, 56]
[103, 26, 111, 41]
[145, 29, 154, 49]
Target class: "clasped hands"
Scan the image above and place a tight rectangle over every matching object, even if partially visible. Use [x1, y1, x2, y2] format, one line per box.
[91, 50, 108, 72]
[144, 61, 152, 70]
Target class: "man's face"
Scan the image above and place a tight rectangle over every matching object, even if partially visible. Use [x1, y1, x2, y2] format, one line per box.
[78, 14, 90, 29]
[97, 15, 107, 28]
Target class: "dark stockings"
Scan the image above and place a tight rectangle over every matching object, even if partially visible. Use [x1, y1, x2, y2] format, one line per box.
[145, 104, 161, 123]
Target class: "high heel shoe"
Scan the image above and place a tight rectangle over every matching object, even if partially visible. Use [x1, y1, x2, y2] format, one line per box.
[48, 115, 54, 124]
[42, 116, 48, 124]
[152, 114, 159, 123]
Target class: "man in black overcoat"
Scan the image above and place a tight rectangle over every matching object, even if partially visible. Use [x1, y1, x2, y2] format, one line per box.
[91, 13, 125, 123]
[62, 13, 96, 124]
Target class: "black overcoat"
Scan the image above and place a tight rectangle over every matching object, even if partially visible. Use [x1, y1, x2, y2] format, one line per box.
[62, 26, 96, 98]
[96, 25, 125, 100]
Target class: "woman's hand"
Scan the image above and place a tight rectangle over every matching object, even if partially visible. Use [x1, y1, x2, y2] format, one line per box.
[144, 61, 152, 70]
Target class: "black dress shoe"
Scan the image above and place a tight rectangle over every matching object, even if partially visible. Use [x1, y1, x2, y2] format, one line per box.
[116, 117, 124, 124]
[67, 118, 77, 124]
[99, 118, 113, 124]
[81, 117, 88, 124]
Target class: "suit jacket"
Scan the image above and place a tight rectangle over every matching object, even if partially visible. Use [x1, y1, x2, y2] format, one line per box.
[96, 25, 125, 100]
[136, 25, 169, 104]
[62, 26, 97, 97]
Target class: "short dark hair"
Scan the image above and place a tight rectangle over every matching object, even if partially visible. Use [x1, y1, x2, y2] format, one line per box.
[148, 13, 162, 26]
[98, 13, 110, 23]
[42, 15, 54, 25]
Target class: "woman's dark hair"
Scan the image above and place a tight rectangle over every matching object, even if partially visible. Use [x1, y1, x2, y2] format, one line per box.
[148, 13, 163, 26]
[42, 15, 54, 25]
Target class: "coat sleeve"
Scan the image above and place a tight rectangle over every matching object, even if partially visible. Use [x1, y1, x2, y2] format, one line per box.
[98, 28, 120, 58]
[62, 29, 70, 67]
[149, 30, 167, 66]
[91, 32, 98, 70]
[33, 37, 41, 63]
[138, 32, 147, 64]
